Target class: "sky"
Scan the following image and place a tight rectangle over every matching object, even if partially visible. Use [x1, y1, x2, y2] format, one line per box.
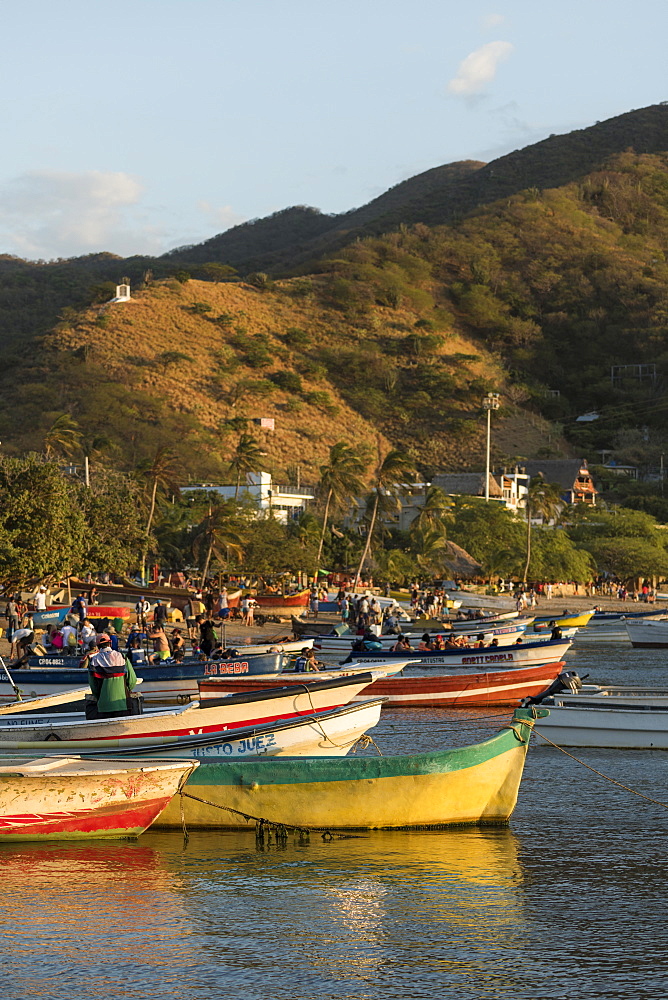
[1, 0, 667, 260]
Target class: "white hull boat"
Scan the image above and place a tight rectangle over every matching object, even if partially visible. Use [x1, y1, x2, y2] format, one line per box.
[0, 673, 377, 747]
[535, 683, 668, 747]
[624, 617, 668, 648]
[341, 640, 572, 670]
[2, 698, 386, 759]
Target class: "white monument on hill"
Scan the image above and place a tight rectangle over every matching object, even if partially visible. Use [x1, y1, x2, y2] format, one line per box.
[111, 282, 131, 302]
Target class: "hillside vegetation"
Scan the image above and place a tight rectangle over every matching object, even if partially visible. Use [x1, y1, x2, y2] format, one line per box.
[1, 273, 555, 480]
[5, 105, 668, 477]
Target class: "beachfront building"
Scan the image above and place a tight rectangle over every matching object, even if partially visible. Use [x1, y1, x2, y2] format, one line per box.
[181, 472, 315, 524]
[523, 459, 598, 505]
[347, 470, 531, 533]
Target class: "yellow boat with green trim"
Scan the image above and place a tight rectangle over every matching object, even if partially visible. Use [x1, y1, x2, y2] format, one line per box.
[155, 707, 547, 831]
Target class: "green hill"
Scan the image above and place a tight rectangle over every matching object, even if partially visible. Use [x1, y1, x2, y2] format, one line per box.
[5, 104, 668, 478]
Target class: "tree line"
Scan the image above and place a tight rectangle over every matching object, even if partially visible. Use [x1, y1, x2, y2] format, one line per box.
[1, 443, 667, 590]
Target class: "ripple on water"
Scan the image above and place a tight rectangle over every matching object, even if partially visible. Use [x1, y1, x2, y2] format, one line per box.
[2, 634, 668, 999]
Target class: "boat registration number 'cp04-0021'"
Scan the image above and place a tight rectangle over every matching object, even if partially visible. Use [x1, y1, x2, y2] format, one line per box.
[202, 661, 250, 675]
[460, 652, 516, 666]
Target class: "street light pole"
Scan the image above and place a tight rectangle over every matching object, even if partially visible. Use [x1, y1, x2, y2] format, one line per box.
[482, 392, 500, 501]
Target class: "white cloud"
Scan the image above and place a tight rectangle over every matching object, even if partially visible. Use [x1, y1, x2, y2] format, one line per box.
[197, 200, 245, 231]
[0, 170, 167, 259]
[481, 13, 505, 30]
[447, 41, 514, 97]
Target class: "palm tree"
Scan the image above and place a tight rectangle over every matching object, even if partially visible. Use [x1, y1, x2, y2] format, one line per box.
[353, 449, 415, 590]
[413, 485, 454, 533]
[522, 476, 563, 583]
[43, 414, 82, 460]
[80, 434, 112, 484]
[410, 522, 449, 576]
[229, 434, 265, 499]
[138, 447, 182, 539]
[192, 503, 245, 584]
[314, 442, 366, 581]
[137, 447, 182, 582]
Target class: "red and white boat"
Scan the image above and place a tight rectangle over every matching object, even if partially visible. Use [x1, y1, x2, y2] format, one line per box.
[0, 756, 198, 841]
[341, 639, 572, 670]
[0, 673, 379, 746]
[197, 661, 566, 708]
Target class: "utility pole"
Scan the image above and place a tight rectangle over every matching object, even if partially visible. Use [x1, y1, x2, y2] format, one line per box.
[482, 393, 500, 501]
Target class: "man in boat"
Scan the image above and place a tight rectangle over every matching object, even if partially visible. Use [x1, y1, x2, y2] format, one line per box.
[149, 623, 171, 662]
[61, 619, 79, 655]
[196, 613, 218, 658]
[80, 618, 97, 651]
[84, 633, 138, 718]
[170, 628, 186, 657]
[392, 634, 412, 652]
[549, 621, 563, 641]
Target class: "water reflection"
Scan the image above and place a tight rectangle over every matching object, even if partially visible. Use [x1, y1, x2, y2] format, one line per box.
[0, 839, 195, 999]
[158, 827, 527, 998]
[0, 829, 527, 999]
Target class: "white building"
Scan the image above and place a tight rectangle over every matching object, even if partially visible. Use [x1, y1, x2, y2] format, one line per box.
[182, 472, 314, 524]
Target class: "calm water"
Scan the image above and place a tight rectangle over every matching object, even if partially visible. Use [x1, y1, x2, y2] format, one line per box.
[2, 633, 668, 1000]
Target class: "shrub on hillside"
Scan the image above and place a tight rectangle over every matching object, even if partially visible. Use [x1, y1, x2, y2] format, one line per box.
[270, 371, 303, 393]
[283, 327, 311, 348]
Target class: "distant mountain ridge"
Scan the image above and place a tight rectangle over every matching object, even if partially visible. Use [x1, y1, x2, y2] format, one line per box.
[165, 104, 668, 274]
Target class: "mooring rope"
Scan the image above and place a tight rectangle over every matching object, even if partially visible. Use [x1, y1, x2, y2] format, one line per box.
[533, 731, 668, 809]
[178, 788, 362, 843]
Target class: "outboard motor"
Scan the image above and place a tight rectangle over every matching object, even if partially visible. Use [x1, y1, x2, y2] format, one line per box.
[522, 669, 584, 706]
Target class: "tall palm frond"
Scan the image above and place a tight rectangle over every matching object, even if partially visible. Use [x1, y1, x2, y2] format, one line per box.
[314, 442, 367, 579]
[229, 434, 266, 499]
[353, 449, 415, 589]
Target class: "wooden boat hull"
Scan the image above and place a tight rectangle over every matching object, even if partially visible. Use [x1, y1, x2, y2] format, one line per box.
[0, 699, 386, 759]
[0, 757, 197, 841]
[292, 615, 343, 637]
[253, 590, 310, 608]
[154, 708, 547, 830]
[8, 652, 292, 704]
[198, 662, 564, 707]
[532, 611, 594, 629]
[341, 640, 572, 670]
[0, 674, 376, 744]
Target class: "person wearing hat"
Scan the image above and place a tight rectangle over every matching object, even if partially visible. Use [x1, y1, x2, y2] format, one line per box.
[83, 633, 137, 718]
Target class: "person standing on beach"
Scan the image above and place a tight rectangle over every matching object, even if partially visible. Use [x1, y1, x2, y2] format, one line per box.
[217, 586, 230, 620]
[5, 596, 19, 642]
[34, 586, 48, 612]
